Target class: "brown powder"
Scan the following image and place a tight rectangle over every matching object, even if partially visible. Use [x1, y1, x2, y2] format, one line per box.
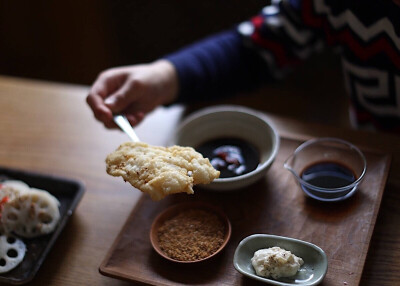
[157, 209, 226, 261]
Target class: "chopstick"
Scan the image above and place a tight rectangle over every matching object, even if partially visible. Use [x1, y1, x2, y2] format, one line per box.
[113, 114, 140, 142]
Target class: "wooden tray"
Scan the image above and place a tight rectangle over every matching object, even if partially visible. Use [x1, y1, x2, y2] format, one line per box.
[99, 137, 391, 285]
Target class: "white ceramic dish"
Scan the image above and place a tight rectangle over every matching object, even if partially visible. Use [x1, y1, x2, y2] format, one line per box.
[168, 105, 280, 191]
[233, 234, 328, 286]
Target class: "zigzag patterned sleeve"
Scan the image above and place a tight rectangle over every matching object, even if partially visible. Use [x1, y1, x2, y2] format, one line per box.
[164, 0, 323, 103]
[238, 0, 324, 79]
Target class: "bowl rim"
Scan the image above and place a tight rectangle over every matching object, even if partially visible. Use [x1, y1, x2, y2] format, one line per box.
[149, 201, 232, 263]
[301, 184, 358, 202]
[283, 137, 367, 193]
[171, 105, 280, 183]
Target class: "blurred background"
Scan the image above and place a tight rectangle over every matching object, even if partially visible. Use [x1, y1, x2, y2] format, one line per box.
[0, 0, 349, 127]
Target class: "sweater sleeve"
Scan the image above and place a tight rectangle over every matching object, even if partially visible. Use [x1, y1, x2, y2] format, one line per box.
[164, 30, 270, 103]
[164, 0, 323, 103]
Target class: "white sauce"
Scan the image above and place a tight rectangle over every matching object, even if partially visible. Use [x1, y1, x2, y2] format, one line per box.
[251, 246, 304, 279]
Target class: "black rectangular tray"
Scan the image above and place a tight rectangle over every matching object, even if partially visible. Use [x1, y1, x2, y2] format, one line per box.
[0, 166, 85, 285]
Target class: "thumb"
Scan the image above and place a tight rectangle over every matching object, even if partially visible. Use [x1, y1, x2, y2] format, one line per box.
[104, 82, 137, 114]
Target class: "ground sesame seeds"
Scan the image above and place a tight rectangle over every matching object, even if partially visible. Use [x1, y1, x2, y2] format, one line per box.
[157, 209, 226, 261]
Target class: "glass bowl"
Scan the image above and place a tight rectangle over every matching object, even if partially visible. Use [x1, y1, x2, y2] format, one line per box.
[284, 138, 367, 202]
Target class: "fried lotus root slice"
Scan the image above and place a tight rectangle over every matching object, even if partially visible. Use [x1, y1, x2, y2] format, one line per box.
[0, 185, 23, 234]
[0, 234, 26, 273]
[0, 186, 25, 203]
[1, 189, 60, 238]
[106, 142, 220, 201]
[1, 180, 30, 193]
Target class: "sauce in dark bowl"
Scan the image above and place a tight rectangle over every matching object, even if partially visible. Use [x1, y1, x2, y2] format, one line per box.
[196, 138, 260, 178]
[300, 161, 357, 189]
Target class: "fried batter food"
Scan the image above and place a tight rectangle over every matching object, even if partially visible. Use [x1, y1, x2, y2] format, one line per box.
[1, 189, 60, 238]
[0, 182, 27, 233]
[106, 142, 220, 201]
[0, 181, 61, 238]
[0, 234, 26, 274]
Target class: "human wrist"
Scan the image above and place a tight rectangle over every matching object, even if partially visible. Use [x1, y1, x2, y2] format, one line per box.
[152, 59, 179, 105]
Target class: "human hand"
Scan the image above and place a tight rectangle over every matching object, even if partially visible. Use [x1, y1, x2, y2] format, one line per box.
[86, 60, 178, 128]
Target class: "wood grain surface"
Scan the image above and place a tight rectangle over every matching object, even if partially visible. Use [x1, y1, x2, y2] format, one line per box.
[99, 137, 390, 286]
[0, 76, 400, 285]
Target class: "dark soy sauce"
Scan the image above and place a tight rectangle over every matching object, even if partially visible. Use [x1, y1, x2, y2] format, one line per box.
[300, 161, 357, 188]
[196, 138, 260, 178]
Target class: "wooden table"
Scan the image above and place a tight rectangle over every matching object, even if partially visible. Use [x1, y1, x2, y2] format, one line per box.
[0, 76, 399, 285]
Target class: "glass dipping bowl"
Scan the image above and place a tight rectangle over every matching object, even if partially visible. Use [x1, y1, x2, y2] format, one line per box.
[284, 138, 367, 202]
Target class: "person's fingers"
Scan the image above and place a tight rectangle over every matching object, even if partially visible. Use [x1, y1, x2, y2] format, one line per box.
[103, 120, 118, 129]
[86, 92, 114, 124]
[104, 79, 145, 114]
[126, 112, 145, 127]
[125, 114, 139, 126]
[87, 68, 132, 127]
[135, 111, 145, 122]
[91, 69, 128, 99]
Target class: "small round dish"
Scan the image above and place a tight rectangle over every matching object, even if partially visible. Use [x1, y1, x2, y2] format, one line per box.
[150, 202, 231, 263]
[233, 234, 328, 286]
[284, 137, 367, 202]
[168, 105, 280, 191]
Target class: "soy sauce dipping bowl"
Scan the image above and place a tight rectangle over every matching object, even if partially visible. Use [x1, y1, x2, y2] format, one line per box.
[168, 105, 280, 191]
[284, 138, 367, 202]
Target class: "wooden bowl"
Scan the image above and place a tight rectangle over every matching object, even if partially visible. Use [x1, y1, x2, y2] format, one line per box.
[150, 202, 231, 263]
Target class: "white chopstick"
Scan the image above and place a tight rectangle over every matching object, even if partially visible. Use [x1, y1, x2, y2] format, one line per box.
[113, 114, 140, 142]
